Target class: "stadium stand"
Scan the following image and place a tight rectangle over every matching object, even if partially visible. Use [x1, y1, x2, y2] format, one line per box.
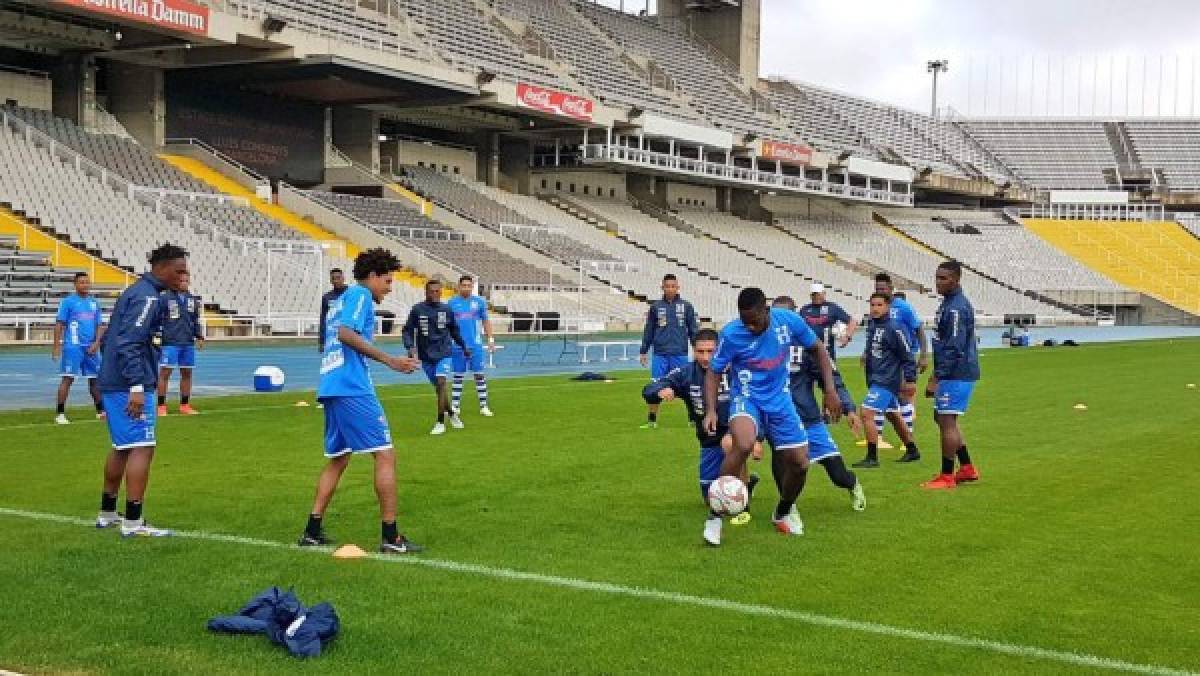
[1023, 219, 1200, 314]
[1125, 121, 1200, 189]
[955, 120, 1117, 189]
[0, 234, 120, 316]
[4, 107, 307, 242]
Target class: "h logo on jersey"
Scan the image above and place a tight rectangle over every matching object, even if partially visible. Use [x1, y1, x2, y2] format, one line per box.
[437, 311, 447, 330]
[788, 345, 805, 373]
[736, 369, 752, 397]
[774, 324, 791, 347]
[656, 307, 667, 328]
[675, 303, 684, 326]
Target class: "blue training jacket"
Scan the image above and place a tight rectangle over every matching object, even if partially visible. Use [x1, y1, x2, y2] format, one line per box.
[159, 290, 203, 346]
[863, 316, 915, 393]
[642, 361, 730, 448]
[933, 286, 981, 382]
[98, 272, 167, 392]
[639, 296, 697, 357]
[403, 301, 466, 363]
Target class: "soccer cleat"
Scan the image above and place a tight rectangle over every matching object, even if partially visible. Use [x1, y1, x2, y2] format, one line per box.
[851, 482, 867, 512]
[156, 405, 168, 417]
[179, 404, 199, 415]
[120, 520, 172, 538]
[450, 405, 460, 415]
[379, 536, 424, 555]
[896, 451, 921, 463]
[298, 531, 334, 547]
[730, 512, 752, 526]
[702, 517, 722, 546]
[449, 414, 464, 429]
[772, 506, 804, 536]
[479, 406, 494, 417]
[430, 422, 446, 436]
[95, 511, 123, 529]
[852, 457, 880, 469]
[921, 473, 958, 490]
[639, 421, 658, 430]
[54, 414, 69, 425]
[954, 464, 980, 483]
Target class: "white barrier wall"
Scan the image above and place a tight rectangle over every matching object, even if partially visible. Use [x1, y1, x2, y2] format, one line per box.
[532, 170, 627, 200]
[0, 70, 51, 110]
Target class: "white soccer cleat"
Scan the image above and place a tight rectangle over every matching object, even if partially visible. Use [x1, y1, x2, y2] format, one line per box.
[851, 481, 867, 512]
[479, 407, 494, 417]
[702, 516, 722, 547]
[120, 520, 172, 538]
[450, 405, 460, 415]
[772, 506, 805, 536]
[449, 414, 464, 429]
[55, 414, 70, 425]
[95, 512, 122, 529]
[430, 422, 446, 436]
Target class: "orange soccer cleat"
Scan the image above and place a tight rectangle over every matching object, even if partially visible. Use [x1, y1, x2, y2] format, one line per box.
[156, 405, 168, 417]
[954, 464, 980, 483]
[921, 473, 957, 490]
[179, 404, 199, 416]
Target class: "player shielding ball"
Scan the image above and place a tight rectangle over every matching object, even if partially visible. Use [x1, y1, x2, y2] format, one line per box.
[301, 248, 423, 554]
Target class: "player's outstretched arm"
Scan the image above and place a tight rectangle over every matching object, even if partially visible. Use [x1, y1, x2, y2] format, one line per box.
[337, 325, 417, 373]
[812, 339, 843, 423]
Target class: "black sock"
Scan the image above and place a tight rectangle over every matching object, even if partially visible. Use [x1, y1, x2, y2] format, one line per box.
[100, 492, 118, 512]
[382, 520, 398, 543]
[866, 442, 878, 461]
[56, 402, 65, 414]
[746, 473, 760, 498]
[819, 457, 857, 490]
[437, 411, 445, 423]
[94, 401, 104, 414]
[774, 499, 794, 521]
[126, 500, 143, 522]
[181, 395, 190, 405]
[648, 412, 657, 423]
[956, 446, 972, 466]
[941, 456, 955, 475]
[157, 395, 166, 406]
[905, 441, 920, 454]
[306, 513, 323, 537]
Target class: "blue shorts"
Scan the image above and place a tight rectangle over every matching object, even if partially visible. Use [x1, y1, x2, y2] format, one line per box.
[935, 380, 976, 416]
[862, 385, 901, 413]
[729, 394, 808, 451]
[161, 345, 196, 369]
[452, 345, 484, 373]
[60, 345, 100, 379]
[651, 354, 689, 379]
[804, 422, 840, 463]
[422, 357, 453, 385]
[699, 446, 724, 500]
[321, 395, 392, 458]
[101, 391, 157, 450]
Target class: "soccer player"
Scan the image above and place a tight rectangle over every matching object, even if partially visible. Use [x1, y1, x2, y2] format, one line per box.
[703, 288, 842, 537]
[318, 268, 348, 353]
[773, 296, 866, 511]
[448, 275, 495, 418]
[873, 273, 927, 460]
[642, 329, 759, 546]
[923, 261, 982, 489]
[94, 243, 189, 537]
[796, 284, 864, 442]
[854, 293, 921, 468]
[638, 274, 698, 429]
[404, 279, 469, 435]
[52, 272, 106, 424]
[301, 248, 424, 553]
[156, 270, 203, 416]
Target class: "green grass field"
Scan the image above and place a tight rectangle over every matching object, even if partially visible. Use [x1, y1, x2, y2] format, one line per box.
[1, 339, 1198, 675]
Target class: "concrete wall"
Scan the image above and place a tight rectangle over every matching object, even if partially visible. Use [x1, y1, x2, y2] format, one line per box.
[107, 62, 163, 147]
[658, 0, 761, 85]
[664, 181, 717, 208]
[51, 55, 96, 130]
[332, 106, 380, 172]
[496, 135, 529, 193]
[386, 139, 477, 181]
[0, 70, 51, 110]
[531, 171, 626, 200]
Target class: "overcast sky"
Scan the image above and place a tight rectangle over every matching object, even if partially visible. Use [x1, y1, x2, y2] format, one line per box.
[591, 0, 1200, 118]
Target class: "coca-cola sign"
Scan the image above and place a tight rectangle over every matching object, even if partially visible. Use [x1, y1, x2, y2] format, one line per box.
[761, 140, 813, 166]
[53, 0, 210, 36]
[517, 83, 594, 122]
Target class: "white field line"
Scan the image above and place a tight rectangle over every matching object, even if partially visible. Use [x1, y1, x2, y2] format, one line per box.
[0, 507, 1193, 676]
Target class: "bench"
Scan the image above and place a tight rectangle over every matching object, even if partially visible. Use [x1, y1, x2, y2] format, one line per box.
[578, 340, 641, 364]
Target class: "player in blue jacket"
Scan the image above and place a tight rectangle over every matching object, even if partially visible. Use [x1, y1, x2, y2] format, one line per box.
[302, 248, 423, 554]
[404, 279, 469, 435]
[703, 288, 842, 539]
[854, 293, 921, 469]
[52, 272, 107, 424]
[923, 261, 982, 490]
[156, 270, 204, 416]
[448, 275, 495, 418]
[796, 283, 864, 443]
[874, 274, 928, 447]
[94, 243, 188, 538]
[638, 274, 697, 429]
[642, 328, 760, 546]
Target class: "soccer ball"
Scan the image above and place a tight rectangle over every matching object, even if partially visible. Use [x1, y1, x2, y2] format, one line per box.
[831, 321, 848, 339]
[707, 476, 749, 516]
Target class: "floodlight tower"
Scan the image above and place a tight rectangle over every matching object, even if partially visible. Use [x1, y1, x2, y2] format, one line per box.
[927, 59, 949, 118]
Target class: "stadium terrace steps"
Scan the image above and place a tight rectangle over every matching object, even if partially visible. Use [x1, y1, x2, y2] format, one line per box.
[0, 225, 125, 316]
[1023, 219, 1200, 315]
[160, 155, 360, 258]
[0, 206, 133, 287]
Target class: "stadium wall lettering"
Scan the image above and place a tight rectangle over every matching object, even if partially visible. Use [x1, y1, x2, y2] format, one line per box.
[53, 0, 209, 36]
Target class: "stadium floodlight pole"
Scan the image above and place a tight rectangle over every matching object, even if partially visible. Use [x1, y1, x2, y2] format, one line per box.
[927, 59, 949, 118]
